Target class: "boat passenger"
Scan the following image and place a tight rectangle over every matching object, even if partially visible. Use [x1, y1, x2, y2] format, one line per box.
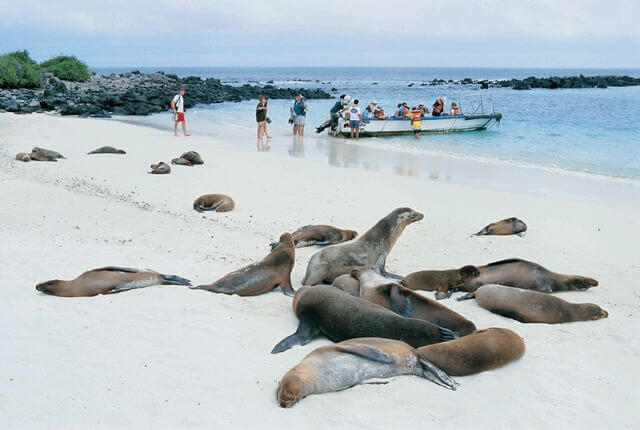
[450, 101, 461, 115]
[410, 106, 422, 139]
[374, 105, 386, 119]
[432, 97, 444, 116]
[418, 102, 429, 115]
[393, 103, 403, 117]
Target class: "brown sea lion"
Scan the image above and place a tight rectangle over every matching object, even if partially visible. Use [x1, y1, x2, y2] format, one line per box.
[331, 274, 361, 296]
[302, 207, 423, 285]
[269, 225, 358, 250]
[458, 285, 609, 324]
[401, 265, 481, 300]
[149, 162, 171, 174]
[32, 147, 65, 159]
[88, 146, 126, 154]
[191, 232, 295, 296]
[418, 327, 525, 376]
[35, 266, 191, 297]
[180, 151, 204, 165]
[271, 285, 457, 354]
[193, 194, 235, 212]
[28, 150, 57, 162]
[171, 157, 193, 166]
[474, 217, 527, 237]
[456, 258, 598, 294]
[347, 268, 477, 336]
[277, 337, 458, 408]
[16, 152, 31, 162]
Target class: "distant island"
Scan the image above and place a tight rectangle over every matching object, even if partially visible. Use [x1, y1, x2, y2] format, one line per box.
[417, 74, 640, 90]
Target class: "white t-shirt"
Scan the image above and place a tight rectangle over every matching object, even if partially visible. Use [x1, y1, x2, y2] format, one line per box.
[349, 106, 361, 120]
[172, 94, 184, 113]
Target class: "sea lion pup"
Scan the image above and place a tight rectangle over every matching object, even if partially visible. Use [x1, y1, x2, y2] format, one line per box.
[87, 146, 126, 154]
[32, 147, 65, 159]
[456, 258, 598, 294]
[271, 285, 457, 354]
[348, 269, 476, 336]
[180, 151, 204, 165]
[191, 233, 295, 297]
[35, 266, 192, 297]
[171, 157, 193, 166]
[277, 337, 458, 408]
[269, 225, 358, 250]
[418, 328, 525, 376]
[302, 207, 423, 285]
[458, 285, 609, 324]
[193, 194, 235, 212]
[149, 162, 171, 174]
[16, 152, 31, 162]
[401, 265, 480, 300]
[474, 217, 527, 237]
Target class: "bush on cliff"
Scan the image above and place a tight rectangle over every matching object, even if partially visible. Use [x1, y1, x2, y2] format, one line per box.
[0, 50, 42, 88]
[41, 55, 91, 82]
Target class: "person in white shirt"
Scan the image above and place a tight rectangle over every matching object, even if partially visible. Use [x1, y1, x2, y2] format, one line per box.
[349, 99, 362, 140]
[170, 86, 190, 137]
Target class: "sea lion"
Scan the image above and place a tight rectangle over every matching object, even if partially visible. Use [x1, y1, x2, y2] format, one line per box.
[180, 151, 204, 165]
[418, 327, 525, 376]
[277, 337, 458, 408]
[149, 162, 171, 174]
[456, 258, 598, 294]
[193, 194, 235, 212]
[458, 285, 609, 324]
[88, 146, 126, 154]
[346, 269, 476, 336]
[331, 274, 361, 296]
[271, 285, 457, 354]
[401, 265, 480, 300]
[28, 150, 57, 162]
[171, 157, 193, 166]
[32, 147, 65, 159]
[269, 225, 358, 250]
[301, 207, 423, 285]
[191, 232, 295, 296]
[16, 152, 31, 162]
[35, 266, 192, 297]
[474, 217, 527, 237]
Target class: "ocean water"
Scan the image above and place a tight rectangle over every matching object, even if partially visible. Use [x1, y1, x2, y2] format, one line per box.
[95, 67, 640, 181]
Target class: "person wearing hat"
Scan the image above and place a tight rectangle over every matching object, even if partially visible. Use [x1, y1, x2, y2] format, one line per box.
[450, 101, 461, 115]
[170, 86, 190, 136]
[418, 102, 429, 116]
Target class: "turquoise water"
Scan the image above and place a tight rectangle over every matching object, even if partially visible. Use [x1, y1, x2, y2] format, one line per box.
[96, 67, 640, 180]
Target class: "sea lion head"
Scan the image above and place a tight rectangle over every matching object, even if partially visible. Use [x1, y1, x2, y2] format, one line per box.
[277, 373, 307, 408]
[460, 265, 480, 281]
[35, 280, 61, 295]
[569, 276, 599, 290]
[278, 232, 294, 248]
[583, 304, 609, 320]
[393, 207, 424, 227]
[342, 229, 358, 241]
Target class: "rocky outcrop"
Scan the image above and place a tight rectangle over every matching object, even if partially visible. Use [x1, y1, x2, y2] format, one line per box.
[0, 71, 332, 118]
[417, 75, 640, 90]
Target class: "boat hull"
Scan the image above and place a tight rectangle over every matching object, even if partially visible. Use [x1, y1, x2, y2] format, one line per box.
[332, 113, 502, 136]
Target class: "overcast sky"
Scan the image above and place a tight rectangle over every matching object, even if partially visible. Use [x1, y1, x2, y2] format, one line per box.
[2, 0, 639, 68]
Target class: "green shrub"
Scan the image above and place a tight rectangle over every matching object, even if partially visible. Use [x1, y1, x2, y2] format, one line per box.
[0, 50, 42, 88]
[41, 55, 91, 82]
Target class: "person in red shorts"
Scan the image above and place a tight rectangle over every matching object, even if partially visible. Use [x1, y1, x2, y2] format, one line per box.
[170, 86, 190, 137]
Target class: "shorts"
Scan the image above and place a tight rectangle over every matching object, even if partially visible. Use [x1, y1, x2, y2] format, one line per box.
[176, 112, 185, 122]
[349, 120, 360, 129]
[294, 115, 306, 126]
[412, 121, 422, 130]
[257, 121, 266, 126]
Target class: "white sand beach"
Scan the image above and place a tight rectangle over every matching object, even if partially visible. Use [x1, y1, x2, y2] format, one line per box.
[1, 113, 638, 429]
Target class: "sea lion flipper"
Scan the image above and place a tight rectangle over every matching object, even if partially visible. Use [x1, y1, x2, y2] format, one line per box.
[456, 292, 476, 301]
[271, 320, 317, 354]
[333, 344, 394, 364]
[517, 232, 526, 238]
[418, 358, 458, 390]
[389, 284, 412, 317]
[434, 288, 453, 300]
[268, 242, 278, 251]
[161, 274, 192, 286]
[438, 326, 458, 342]
[279, 277, 296, 297]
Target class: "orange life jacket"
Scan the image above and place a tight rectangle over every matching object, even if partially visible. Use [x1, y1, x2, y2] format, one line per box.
[411, 110, 422, 121]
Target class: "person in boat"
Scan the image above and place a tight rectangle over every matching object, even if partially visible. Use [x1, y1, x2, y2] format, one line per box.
[374, 104, 386, 119]
[348, 99, 362, 140]
[418, 102, 429, 116]
[450, 101, 461, 115]
[394, 103, 403, 117]
[316, 95, 350, 133]
[394, 102, 410, 117]
[432, 97, 445, 116]
[363, 101, 377, 120]
[409, 106, 422, 139]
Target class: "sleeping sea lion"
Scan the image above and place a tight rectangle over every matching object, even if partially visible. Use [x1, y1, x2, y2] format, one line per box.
[277, 337, 458, 408]
[88, 146, 126, 154]
[347, 268, 477, 336]
[191, 232, 295, 296]
[456, 258, 598, 294]
[35, 266, 192, 297]
[458, 285, 609, 324]
[401, 265, 481, 300]
[16, 152, 31, 162]
[269, 225, 358, 250]
[474, 217, 527, 237]
[28, 150, 57, 162]
[271, 285, 457, 354]
[180, 151, 204, 165]
[302, 207, 423, 285]
[149, 162, 171, 174]
[418, 327, 525, 376]
[32, 147, 65, 159]
[171, 157, 193, 166]
[193, 194, 235, 212]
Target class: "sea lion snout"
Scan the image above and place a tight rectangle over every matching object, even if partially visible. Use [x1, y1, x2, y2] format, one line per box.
[35, 280, 58, 294]
[411, 211, 424, 221]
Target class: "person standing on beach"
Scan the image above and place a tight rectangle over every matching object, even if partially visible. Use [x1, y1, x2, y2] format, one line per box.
[349, 99, 362, 140]
[256, 95, 269, 144]
[170, 86, 190, 136]
[290, 94, 308, 136]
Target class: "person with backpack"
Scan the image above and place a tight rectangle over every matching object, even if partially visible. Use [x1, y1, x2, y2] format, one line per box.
[290, 94, 309, 136]
[170, 86, 190, 136]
